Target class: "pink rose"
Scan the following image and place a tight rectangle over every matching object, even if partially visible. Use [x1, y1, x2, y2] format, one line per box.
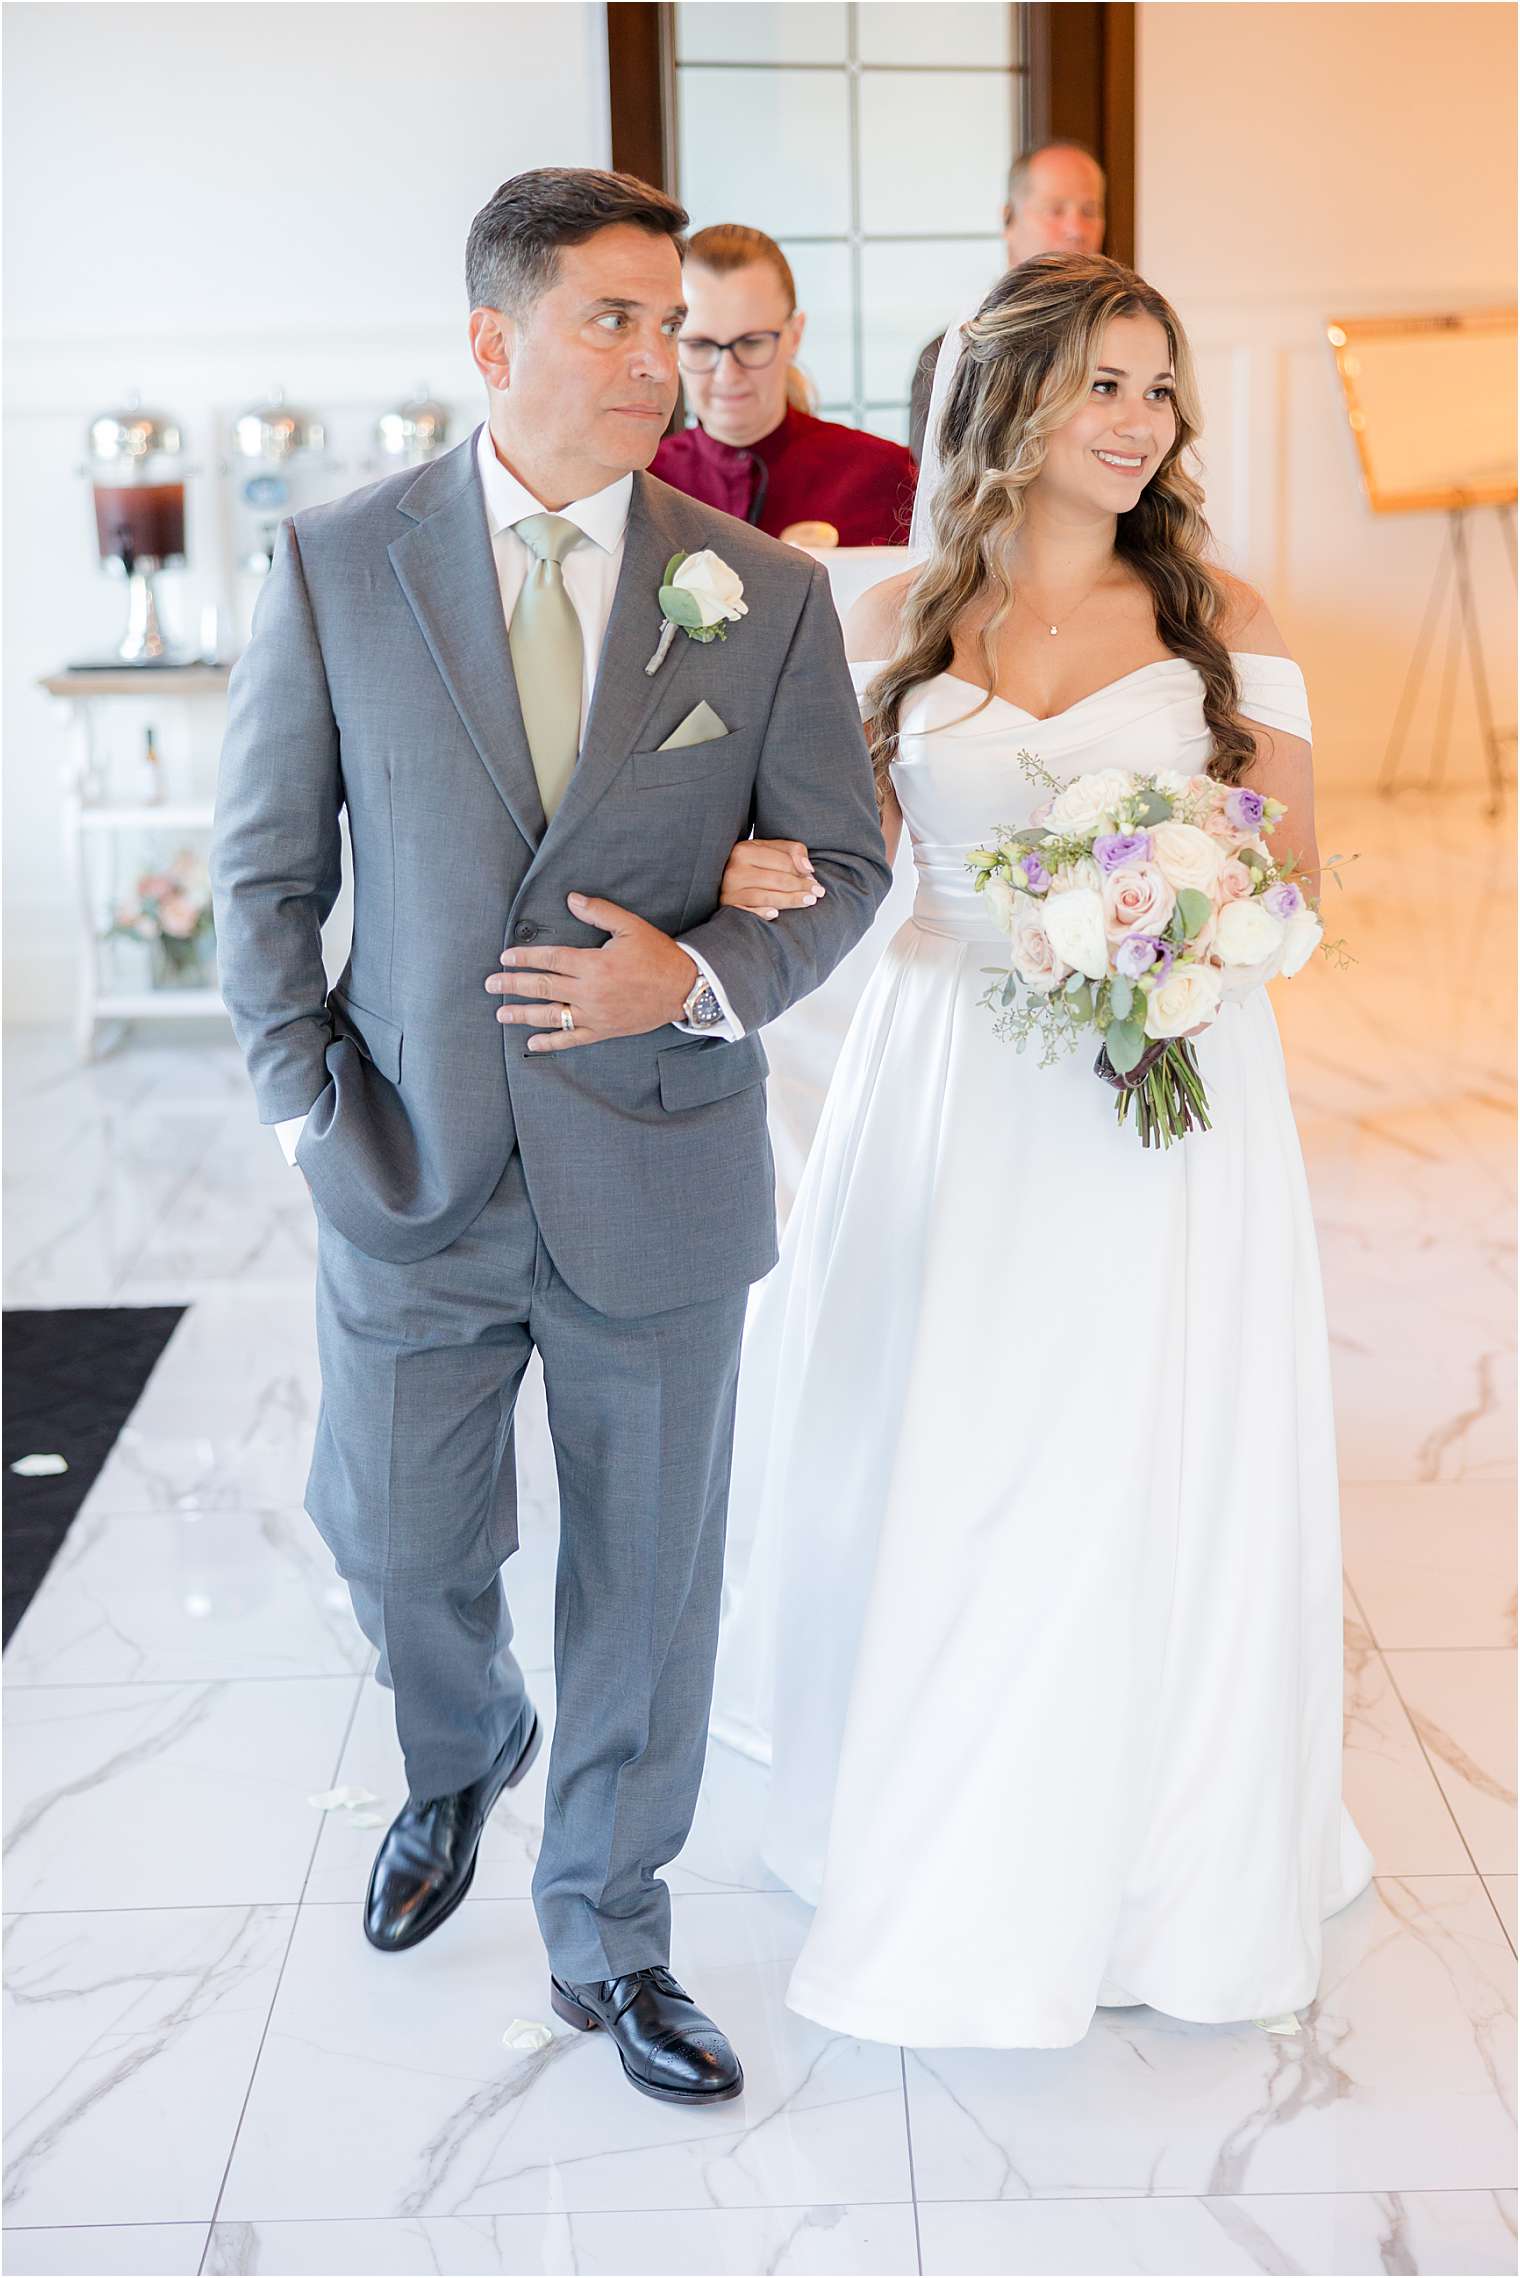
[1200, 804, 1241, 845]
[157, 891, 199, 940]
[1009, 896, 1072, 994]
[1218, 857, 1254, 902]
[1102, 862, 1176, 941]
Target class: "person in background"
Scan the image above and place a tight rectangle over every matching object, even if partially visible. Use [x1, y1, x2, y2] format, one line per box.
[908, 141, 1107, 463]
[653, 223, 916, 547]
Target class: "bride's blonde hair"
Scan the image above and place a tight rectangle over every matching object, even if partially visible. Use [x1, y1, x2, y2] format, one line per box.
[867, 254, 1257, 794]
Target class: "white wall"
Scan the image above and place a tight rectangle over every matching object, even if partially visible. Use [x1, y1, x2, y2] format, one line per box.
[1137, 2, 1516, 791]
[4, 1, 609, 1023]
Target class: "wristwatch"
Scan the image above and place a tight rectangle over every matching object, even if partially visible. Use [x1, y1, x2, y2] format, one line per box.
[681, 970, 727, 1030]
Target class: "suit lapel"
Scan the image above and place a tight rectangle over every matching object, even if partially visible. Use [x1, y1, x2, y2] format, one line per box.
[533, 474, 691, 852]
[388, 432, 548, 852]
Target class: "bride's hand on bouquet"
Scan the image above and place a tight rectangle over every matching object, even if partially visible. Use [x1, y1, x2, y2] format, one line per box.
[719, 838, 824, 922]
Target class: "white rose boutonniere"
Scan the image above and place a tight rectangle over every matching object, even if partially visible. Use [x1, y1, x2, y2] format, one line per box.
[645, 549, 749, 675]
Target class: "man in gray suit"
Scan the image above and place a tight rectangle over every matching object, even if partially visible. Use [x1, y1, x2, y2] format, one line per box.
[211, 168, 889, 2106]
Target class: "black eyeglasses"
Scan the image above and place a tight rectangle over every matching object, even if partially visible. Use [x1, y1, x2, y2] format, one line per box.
[676, 329, 787, 373]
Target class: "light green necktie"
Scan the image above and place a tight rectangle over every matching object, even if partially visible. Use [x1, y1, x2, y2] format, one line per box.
[509, 513, 586, 822]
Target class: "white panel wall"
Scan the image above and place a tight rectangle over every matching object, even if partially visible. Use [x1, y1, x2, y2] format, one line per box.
[1138, 2, 1516, 792]
[4, 1, 609, 1024]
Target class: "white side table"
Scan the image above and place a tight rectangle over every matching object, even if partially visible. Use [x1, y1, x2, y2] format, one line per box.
[39, 666, 231, 1058]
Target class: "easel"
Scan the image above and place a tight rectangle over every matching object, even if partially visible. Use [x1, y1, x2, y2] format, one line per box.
[1379, 498, 1517, 816]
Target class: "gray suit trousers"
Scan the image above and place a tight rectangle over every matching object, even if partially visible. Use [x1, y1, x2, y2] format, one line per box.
[307, 1153, 747, 1984]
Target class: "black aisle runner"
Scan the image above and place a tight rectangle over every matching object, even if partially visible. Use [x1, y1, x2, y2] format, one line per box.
[2, 1307, 185, 1645]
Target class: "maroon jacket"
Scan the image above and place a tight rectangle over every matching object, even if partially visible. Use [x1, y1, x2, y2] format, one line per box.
[652, 404, 916, 548]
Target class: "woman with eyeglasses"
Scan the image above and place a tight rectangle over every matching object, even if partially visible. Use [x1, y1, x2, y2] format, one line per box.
[651, 223, 917, 547]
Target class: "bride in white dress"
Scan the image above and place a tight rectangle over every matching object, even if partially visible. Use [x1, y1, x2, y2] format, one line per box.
[710, 253, 1372, 2049]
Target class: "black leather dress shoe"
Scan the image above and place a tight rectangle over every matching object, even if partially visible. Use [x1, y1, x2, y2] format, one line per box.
[364, 1711, 541, 1953]
[549, 1966, 744, 2104]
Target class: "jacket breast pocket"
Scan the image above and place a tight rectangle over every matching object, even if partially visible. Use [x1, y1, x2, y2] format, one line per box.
[657, 1031, 769, 1112]
[330, 987, 403, 1083]
[626, 733, 740, 790]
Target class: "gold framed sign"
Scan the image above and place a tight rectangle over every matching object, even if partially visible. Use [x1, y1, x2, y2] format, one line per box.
[1327, 309, 1517, 516]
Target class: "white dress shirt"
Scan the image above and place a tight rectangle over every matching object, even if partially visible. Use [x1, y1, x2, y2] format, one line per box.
[275, 427, 740, 1167]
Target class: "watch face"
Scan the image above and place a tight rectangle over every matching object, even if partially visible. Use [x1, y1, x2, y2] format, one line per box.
[689, 983, 723, 1027]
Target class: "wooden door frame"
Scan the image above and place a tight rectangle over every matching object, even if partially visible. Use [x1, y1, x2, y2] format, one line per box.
[1027, 2, 1136, 266]
[602, 1, 1134, 257]
[607, 2, 677, 192]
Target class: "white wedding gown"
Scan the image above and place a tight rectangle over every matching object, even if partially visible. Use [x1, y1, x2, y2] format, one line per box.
[712, 652, 1374, 2050]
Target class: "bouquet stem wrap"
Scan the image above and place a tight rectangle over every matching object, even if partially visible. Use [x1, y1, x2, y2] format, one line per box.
[1094, 1037, 1212, 1148]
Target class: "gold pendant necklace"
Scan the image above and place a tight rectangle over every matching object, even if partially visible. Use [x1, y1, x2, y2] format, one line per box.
[1016, 573, 1107, 638]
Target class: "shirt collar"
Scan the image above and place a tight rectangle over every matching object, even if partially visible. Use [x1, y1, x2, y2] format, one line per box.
[475, 424, 632, 553]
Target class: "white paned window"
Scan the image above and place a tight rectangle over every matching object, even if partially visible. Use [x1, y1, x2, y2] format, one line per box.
[674, 2, 1028, 444]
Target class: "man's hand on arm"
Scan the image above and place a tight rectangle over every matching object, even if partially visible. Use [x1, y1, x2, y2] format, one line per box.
[485, 892, 709, 1054]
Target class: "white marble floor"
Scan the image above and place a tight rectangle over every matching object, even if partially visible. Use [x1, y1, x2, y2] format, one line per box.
[3, 789, 1515, 2277]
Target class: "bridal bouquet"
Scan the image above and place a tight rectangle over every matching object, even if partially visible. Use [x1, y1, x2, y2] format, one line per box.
[968, 759, 1328, 1148]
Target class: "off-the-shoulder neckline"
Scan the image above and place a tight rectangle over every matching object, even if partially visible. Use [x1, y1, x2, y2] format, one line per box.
[849, 652, 1303, 729]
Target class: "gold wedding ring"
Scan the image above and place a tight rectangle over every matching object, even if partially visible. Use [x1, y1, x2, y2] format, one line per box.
[559, 1006, 575, 1033]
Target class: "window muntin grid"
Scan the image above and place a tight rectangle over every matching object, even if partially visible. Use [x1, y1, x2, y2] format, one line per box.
[674, 2, 1030, 442]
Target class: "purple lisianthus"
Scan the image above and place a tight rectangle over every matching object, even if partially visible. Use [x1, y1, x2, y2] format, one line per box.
[1092, 830, 1153, 873]
[1226, 786, 1266, 831]
[1019, 852, 1051, 894]
[1262, 881, 1304, 919]
[1114, 932, 1175, 981]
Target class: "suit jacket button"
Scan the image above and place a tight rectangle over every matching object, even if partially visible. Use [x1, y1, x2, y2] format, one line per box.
[514, 920, 540, 942]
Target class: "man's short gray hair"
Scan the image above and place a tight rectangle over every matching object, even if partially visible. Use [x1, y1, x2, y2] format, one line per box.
[1005, 141, 1106, 211]
[466, 167, 689, 316]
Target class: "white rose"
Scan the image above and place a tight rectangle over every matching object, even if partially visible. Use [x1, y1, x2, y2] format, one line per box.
[982, 872, 1017, 936]
[1044, 768, 1139, 835]
[1143, 961, 1224, 1039]
[1040, 885, 1109, 982]
[1009, 896, 1071, 994]
[1278, 903, 1324, 978]
[1149, 820, 1224, 895]
[1214, 896, 1287, 968]
[670, 549, 748, 629]
[1048, 856, 1103, 896]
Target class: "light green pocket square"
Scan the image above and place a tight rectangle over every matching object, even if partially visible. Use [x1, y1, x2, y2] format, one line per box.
[658, 700, 729, 751]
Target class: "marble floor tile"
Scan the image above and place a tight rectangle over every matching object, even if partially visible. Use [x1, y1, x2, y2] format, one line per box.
[202, 2204, 921, 2275]
[3, 1104, 222, 1308]
[904, 1877, 1514, 2200]
[1487, 1877, 1518, 1952]
[1341, 1616, 1473, 1874]
[115, 1106, 320, 1302]
[1384, 1650, 1517, 1873]
[219, 1894, 912, 2221]
[3, 1677, 360, 1910]
[84, 1286, 321, 1513]
[916, 2188, 1519, 2276]
[5, 1506, 367, 1685]
[2, 1905, 292, 2228]
[1342, 1482, 1517, 1648]
[305, 1674, 784, 1910]
[1, 2225, 211, 2275]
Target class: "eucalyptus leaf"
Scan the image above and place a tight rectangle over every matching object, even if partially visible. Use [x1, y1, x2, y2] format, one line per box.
[1008, 826, 1052, 846]
[1134, 789, 1174, 824]
[1109, 975, 1133, 1021]
[1175, 887, 1212, 939]
[1067, 981, 1093, 1022]
[663, 551, 688, 584]
[1237, 845, 1269, 872]
[1000, 975, 1019, 1006]
[1106, 1017, 1146, 1074]
[658, 585, 703, 630]
[1065, 970, 1087, 996]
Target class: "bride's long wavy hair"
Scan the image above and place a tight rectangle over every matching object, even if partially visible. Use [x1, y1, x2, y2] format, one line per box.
[866, 254, 1257, 794]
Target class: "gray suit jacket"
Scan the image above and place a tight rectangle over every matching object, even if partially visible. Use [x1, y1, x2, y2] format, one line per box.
[210, 429, 891, 1317]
